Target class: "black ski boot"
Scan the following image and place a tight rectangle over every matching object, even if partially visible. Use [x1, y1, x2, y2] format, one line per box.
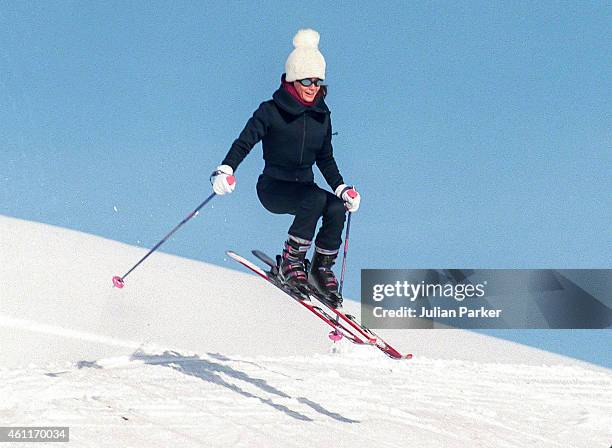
[278, 237, 310, 291]
[309, 249, 343, 308]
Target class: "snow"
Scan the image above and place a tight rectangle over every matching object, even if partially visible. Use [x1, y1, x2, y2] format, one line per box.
[1, 214, 610, 447]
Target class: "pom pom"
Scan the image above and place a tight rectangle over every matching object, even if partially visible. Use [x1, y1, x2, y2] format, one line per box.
[293, 29, 320, 49]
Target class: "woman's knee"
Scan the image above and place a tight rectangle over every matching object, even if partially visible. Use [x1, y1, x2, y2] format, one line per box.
[325, 194, 347, 220]
[301, 188, 328, 213]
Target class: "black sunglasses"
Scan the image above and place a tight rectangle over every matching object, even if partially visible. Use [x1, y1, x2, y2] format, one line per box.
[297, 78, 325, 87]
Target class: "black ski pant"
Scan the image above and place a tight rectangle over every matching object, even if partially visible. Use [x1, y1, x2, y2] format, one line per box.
[256, 174, 346, 251]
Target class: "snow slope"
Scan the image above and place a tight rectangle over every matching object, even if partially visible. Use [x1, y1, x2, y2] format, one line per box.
[1, 215, 610, 447]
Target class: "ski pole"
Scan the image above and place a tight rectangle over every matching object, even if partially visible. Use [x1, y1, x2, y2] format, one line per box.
[338, 211, 352, 297]
[112, 192, 217, 288]
[329, 211, 352, 341]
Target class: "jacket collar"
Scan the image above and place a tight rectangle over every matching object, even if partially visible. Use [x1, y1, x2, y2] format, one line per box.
[272, 74, 329, 116]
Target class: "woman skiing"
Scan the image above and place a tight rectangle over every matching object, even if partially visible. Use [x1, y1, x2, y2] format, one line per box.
[210, 29, 360, 308]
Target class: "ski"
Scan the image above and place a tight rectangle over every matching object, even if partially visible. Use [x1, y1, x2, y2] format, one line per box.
[226, 251, 366, 345]
[251, 250, 413, 360]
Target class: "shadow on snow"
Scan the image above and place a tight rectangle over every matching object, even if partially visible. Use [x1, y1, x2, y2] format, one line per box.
[77, 349, 359, 424]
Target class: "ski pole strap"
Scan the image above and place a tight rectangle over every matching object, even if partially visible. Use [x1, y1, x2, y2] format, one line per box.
[338, 185, 354, 198]
[209, 168, 233, 184]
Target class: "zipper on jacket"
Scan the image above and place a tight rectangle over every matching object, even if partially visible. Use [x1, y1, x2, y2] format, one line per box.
[299, 113, 306, 167]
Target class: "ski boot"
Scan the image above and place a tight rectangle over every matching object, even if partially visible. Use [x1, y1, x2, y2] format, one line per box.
[309, 248, 343, 308]
[278, 236, 311, 293]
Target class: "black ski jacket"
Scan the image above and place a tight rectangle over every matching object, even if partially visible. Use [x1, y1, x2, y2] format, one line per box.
[221, 81, 344, 191]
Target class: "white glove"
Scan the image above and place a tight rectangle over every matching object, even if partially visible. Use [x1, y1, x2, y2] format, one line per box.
[335, 184, 361, 212]
[210, 165, 236, 195]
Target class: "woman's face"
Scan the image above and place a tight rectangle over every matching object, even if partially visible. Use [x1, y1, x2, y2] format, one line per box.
[293, 79, 321, 103]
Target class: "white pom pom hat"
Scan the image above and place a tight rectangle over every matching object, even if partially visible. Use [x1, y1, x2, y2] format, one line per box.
[285, 29, 326, 82]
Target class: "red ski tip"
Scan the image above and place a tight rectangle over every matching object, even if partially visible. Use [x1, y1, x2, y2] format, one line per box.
[112, 276, 125, 289]
[328, 330, 343, 342]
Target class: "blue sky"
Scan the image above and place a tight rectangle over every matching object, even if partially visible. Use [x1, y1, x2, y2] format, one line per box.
[1, 1, 610, 366]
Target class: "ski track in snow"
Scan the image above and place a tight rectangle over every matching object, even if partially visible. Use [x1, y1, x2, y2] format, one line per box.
[1, 215, 611, 447]
[1, 349, 610, 448]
